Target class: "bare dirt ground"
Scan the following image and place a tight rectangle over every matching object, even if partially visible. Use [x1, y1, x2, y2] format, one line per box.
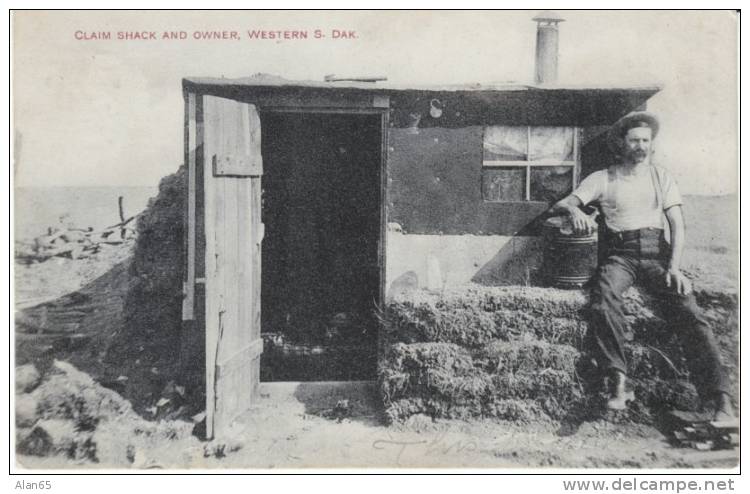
[13, 195, 739, 470]
[16, 379, 738, 469]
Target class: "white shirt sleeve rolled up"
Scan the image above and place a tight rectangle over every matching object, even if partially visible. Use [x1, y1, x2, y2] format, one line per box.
[571, 170, 606, 206]
[656, 167, 683, 210]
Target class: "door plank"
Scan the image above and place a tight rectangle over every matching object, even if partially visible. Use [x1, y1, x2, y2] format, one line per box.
[182, 92, 198, 321]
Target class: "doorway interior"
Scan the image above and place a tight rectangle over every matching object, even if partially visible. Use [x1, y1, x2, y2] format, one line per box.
[259, 111, 384, 381]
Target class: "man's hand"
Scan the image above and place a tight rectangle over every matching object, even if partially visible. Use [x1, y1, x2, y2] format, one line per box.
[549, 195, 597, 235]
[569, 208, 597, 236]
[665, 267, 692, 295]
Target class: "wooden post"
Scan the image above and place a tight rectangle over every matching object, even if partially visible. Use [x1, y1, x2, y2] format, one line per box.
[118, 196, 126, 239]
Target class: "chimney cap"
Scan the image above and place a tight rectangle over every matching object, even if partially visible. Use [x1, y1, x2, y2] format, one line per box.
[532, 10, 566, 23]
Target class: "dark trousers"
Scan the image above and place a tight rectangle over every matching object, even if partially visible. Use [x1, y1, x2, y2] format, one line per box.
[588, 228, 729, 401]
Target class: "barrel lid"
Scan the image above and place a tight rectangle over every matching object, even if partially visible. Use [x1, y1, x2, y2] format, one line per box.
[544, 215, 597, 236]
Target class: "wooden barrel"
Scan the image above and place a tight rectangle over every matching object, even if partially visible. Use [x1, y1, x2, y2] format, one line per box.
[542, 217, 598, 288]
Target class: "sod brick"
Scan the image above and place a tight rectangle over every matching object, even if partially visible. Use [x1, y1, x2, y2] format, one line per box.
[380, 284, 738, 424]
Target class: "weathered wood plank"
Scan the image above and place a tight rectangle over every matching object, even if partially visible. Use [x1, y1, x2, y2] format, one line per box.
[214, 339, 263, 437]
[237, 176, 251, 383]
[250, 177, 262, 401]
[251, 178, 262, 338]
[209, 173, 227, 438]
[195, 97, 206, 282]
[216, 339, 264, 378]
[247, 104, 263, 175]
[181, 82, 385, 109]
[203, 94, 218, 440]
[221, 178, 239, 359]
[212, 154, 263, 177]
[182, 92, 197, 321]
[378, 111, 389, 308]
[373, 94, 389, 108]
[181, 91, 190, 318]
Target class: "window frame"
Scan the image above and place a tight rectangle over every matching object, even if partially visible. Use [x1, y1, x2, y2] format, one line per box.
[482, 126, 581, 203]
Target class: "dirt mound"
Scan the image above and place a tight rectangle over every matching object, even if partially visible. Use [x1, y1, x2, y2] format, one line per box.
[15, 244, 135, 396]
[101, 167, 199, 413]
[379, 285, 738, 424]
[121, 166, 185, 339]
[16, 360, 200, 467]
[15, 166, 199, 419]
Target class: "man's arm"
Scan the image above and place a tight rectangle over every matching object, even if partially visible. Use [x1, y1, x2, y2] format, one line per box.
[664, 205, 691, 295]
[549, 195, 597, 235]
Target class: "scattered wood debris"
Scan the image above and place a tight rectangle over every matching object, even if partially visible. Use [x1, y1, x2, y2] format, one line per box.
[16, 196, 138, 263]
[668, 410, 740, 451]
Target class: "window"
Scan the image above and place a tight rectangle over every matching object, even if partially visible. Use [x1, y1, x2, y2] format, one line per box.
[482, 126, 580, 203]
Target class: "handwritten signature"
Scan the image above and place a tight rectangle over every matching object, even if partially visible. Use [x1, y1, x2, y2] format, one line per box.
[372, 432, 478, 465]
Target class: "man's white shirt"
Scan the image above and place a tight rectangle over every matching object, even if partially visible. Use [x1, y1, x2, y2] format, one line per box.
[572, 164, 682, 232]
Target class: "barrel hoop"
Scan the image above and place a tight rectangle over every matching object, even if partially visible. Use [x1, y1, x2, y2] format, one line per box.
[548, 237, 598, 244]
[554, 275, 593, 282]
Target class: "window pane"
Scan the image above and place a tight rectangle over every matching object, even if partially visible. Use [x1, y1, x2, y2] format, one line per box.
[482, 167, 526, 202]
[530, 166, 573, 202]
[483, 126, 528, 162]
[529, 127, 574, 161]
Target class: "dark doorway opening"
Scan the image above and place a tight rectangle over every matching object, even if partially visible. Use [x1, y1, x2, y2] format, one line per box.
[260, 112, 383, 381]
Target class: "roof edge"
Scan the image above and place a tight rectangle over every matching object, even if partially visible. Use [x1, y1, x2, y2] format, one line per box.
[182, 76, 663, 94]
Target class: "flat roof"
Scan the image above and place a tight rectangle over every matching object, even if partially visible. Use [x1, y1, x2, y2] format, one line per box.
[183, 74, 662, 95]
[182, 74, 662, 127]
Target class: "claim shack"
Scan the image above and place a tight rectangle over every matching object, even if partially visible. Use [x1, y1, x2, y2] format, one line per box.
[179, 13, 661, 437]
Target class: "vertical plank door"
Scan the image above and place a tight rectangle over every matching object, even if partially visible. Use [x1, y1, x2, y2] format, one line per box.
[202, 95, 264, 439]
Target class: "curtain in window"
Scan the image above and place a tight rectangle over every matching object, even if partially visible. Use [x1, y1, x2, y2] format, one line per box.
[483, 126, 527, 161]
[529, 127, 574, 161]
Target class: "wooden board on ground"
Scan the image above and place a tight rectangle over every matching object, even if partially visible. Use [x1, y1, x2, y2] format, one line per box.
[666, 410, 739, 451]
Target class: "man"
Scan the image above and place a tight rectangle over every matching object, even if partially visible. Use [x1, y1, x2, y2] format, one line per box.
[550, 111, 735, 420]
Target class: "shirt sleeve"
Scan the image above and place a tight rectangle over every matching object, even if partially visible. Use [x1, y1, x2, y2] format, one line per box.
[659, 168, 683, 210]
[571, 170, 604, 206]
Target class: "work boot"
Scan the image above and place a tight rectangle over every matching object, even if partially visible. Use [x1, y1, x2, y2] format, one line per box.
[712, 393, 737, 423]
[606, 370, 634, 410]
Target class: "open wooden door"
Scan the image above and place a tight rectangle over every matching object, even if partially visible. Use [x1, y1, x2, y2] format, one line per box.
[198, 95, 264, 439]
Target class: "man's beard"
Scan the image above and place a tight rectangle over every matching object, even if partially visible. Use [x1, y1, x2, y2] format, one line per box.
[626, 149, 648, 163]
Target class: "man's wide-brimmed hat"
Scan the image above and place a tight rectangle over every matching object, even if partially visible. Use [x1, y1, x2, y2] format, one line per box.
[607, 111, 660, 154]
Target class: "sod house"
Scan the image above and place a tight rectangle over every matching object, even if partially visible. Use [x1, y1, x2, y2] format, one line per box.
[179, 77, 662, 433]
[178, 15, 675, 438]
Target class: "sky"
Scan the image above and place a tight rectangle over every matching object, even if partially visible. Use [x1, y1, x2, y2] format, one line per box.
[12, 10, 738, 195]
